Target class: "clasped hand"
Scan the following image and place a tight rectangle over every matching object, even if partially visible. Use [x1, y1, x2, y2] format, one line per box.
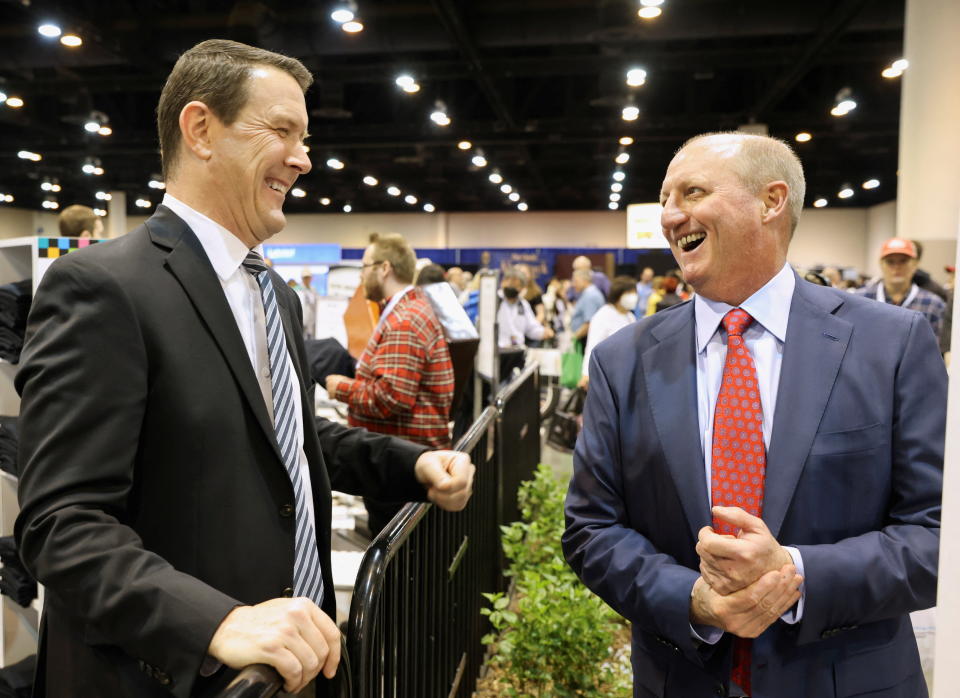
[690, 506, 802, 638]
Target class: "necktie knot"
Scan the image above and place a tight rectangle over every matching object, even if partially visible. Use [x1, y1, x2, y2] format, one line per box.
[242, 250, 268, 276]
[722, 308, 754, 337]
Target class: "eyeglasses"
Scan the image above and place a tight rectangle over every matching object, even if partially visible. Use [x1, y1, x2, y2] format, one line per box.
[361, 260, 385, 270]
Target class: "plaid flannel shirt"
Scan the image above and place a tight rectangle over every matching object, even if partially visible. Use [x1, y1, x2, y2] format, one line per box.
[856, 281, 946, 341]
[335, 287, 454, 448]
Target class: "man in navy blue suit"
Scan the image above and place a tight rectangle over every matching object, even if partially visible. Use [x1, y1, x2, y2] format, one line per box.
[563, 132, 945, 697]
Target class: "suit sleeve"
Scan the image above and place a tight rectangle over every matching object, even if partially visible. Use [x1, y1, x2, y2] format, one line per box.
[562, 350, 704, 663]
[793, 311, 945, 644]
[15, 258, 239, 698]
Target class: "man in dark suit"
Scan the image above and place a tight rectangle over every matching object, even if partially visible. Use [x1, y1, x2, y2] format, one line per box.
[563, 132, 944, 697]
[15, 39, 474, 697]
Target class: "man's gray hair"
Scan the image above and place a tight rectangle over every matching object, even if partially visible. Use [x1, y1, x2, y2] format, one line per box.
[683, 132, 806, 235]
[504, 266, 528, 286]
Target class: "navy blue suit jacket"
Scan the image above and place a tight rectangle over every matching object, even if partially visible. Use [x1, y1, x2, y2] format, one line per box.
[563, 277, 944, 697]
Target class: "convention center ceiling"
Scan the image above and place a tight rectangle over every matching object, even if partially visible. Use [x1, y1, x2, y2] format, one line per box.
[0, 0, 905, 214]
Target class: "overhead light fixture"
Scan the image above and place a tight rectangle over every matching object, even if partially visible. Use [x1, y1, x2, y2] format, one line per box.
[813, 198, 828, 208]
[862, 178, 880, 190]
[488, 171, 503, 184]
[95, 191, 112, 201]
[343, 203, 353, 212]
[608, 201, 620, 209]
[471, 154, 488, 168]
[404, 194, 418, 204]
[795, 132, 812, 143]
[508, 192, 520, 202]
[320, 197, 331, 206]
[615, 152, 630, 164]
[135, 197, 153, 208]
[881, 58, 909, 79]
[341, 20, 364, 33]
[330, 7, 355, 23]
[84, 111, 110, 135]
[148, 175, 165, 189]
[838, 186, 854, 199]
[291, 187, 306, 198]
[500, 184, 512, 194]
[638, 6, 662, 19]
[830, 87, 857, 117]
[38, 23, 62, 38]
[640, 0, 665, 5]
[98, 125, 112, 136]
[93, 208, 106, 216]
[60, 33, 82, 47]
[457, 140, 472, 150]
[612, 171, 626, 182]
[423, 203, 436, 212]
[611, 182, 623, 193]
[326, 157, 345, 170]
[610, 193, 622, 202]
[82, 157, 103, 175]
[5, 96, 24, 108]
[17, 150, 41, 161]
[386, 186, 401, 196]
[622, 105, 640, 121]
[395, 74, 420, 93]
[429, 101, 451, 126]
[619, 136, 634, 146]
[42, 197, 60, 210]
[363, 175, 379, 186]
[517, 202, 528, 211]
[0, 91, 6, 103]
[626, 68, 647, 87]
[0, 194, 13, 204]
[41, 178, 61, 192]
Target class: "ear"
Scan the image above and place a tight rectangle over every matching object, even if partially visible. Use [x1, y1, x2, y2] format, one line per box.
[178, 100, 216, 162]
[760, 181, 789, 224]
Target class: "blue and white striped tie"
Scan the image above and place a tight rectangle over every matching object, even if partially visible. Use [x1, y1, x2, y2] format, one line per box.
[242, 250, 324, 606]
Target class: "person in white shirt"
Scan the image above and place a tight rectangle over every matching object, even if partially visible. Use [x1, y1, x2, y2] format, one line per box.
[579, 276, 638, 388]
[497, 266, 554, 348]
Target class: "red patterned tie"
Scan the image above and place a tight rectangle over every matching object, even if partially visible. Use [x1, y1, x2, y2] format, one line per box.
[711, 308, 765, 695]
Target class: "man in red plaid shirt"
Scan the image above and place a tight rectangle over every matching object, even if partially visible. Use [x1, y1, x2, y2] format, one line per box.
[326, 232, 455, 533]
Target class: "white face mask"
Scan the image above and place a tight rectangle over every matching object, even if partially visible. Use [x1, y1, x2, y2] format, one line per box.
[618, 292, 639, 311]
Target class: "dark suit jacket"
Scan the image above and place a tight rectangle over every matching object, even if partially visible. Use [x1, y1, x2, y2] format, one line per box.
[563, 277, 945, 698]
[15, 206, 429, 697]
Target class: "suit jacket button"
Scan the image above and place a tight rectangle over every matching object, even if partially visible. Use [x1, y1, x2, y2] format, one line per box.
[714, 683, 727, 696]
[157, 672, 171, 686]
[279, 504, 294, 518]
[282, 587, 294, 597]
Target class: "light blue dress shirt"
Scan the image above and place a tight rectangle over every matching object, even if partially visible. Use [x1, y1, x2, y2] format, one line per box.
[690, 263, 805, 644]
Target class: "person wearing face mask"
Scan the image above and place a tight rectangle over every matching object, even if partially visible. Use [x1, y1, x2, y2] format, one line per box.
[578, 276, 638, 389]
[497, 266, 554, 348]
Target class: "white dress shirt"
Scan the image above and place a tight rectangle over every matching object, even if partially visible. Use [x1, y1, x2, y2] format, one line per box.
[691, 263, 804, 643]
[582, 304, 635, 377]
[161, 194, 316, 526]
[497, 293, 546, 348]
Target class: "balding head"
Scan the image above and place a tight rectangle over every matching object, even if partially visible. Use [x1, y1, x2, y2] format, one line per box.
[572, 256, 592, 271]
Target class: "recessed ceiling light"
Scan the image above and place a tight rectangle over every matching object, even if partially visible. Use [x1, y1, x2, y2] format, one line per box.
[331, 8, 355, 23]
[341, 20, 363, 33]
[612, 171, 626, 182]
[343, 204, 353, 212]
[619, 136, 634, 146]
[488, 172, 503, 184]
[517, 202, 528, 211]
[17, 150, 41, 161]
[60, 33, 82, 47]
[423, 203, 436, 212]
[838, 187, 854, 199]
[500, 184, 512, 194]
[458, 140, 472, 150]
[320, 197, 331, 206]
[38, 23, 62, 38]
[5, 96, 24, 108]
[615, 152, 630, 164]
[326, 157, 345, 170]
[813, 198, 828, 208]
[610, 193, 621, 202]
[622, 105, 640, 121]
[387, 186, 401, 196]
[638, 7, 662, 19]
[404, 194, 418, 204]
[795, 132, 812, 143]
[611, 182, 623, 192]
[626, 68, 647, 87]
[608, 201, 620, 209]
[508, 192, 520, 202]
[291, 187, 306, 198]
[862, 179, 880, 190]
[471, 155, 487, 167]
[363, 175, 379, 186]
[640, 0, 665, 5]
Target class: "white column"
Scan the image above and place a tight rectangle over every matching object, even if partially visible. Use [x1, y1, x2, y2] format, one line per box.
[106, 191, 127, 239]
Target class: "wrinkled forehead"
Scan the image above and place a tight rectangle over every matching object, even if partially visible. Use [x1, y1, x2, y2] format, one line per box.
[665, 135, 744, 179]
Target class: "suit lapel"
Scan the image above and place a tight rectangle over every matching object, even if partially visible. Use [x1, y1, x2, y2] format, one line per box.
[763, 281, 851, 538]
[146, 207, 284, 463]
[642, 304, 711, 541]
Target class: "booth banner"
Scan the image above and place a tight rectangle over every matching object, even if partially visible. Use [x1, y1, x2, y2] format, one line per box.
[263, 243, 341, 265]
[626, 203, 670, 249]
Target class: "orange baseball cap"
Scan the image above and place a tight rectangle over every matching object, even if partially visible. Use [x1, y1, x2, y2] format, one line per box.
[879, 238, 917, 259]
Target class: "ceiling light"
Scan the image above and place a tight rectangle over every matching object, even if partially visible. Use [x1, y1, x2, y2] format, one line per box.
[148, 178, 165, 189]
[615, 152, 630, 164]
[387, 186, 401, 196]
[98, 125, 112, 136]
[641, 0, 665, 5]
[404, 194, 417, 204]
[517, 202, 528, 211]
[882, 58, 909, 79]
[341, 21, 364, 33]
[331, 8, 355, 23]
[423, 203, 436, 212]
[17, 150, 41, 161]
[84, 120, 99, 133]
[608, 201, 620, 209]
[813, 198, 828, 208]
[95, 191, 112, 201]
[611, 182, 623, 192]
[82, 157, 99, 174]
[38, 23, 62, 38]
[619, 136, 634, 146]
[363, 175, 379, 186]
[471, 154, 487, 167]
[0, 91, 6, 103]
[500, 184, 512, 194]
[42, 198, 60, 210]
[638, 7, 662, 19]
[610, 193, 622, 202]
[93, 208, 106, 216]
[830, 87, 857, 117]
[488, 172, 503, 184]
[838, 186, 854, 199]
[612, 171, 626, 182]
[5, 96, 23, 108]
[508, 192, 520, 202]
[0, 194, 13, 203]
[291, 187, 306, 197]
[343, 204, 353, 212]
[430, 102, 451, 126]
[795, 132, 812, 143]
[458, 140, 472, 150]
[862, 178, 880, 189]
[40, 180, 53, 191]
[395, 74, 420, 93]
[320, 197, 331, 206]
[93, 167, 104, 175]
[626, 68, 647, 87]
[622, 105, 640, 121]
[891, 58, 909, 72]
[60, 33, 82, 47]
[326, 157, 345, 170]
[135, 198, 152, 208]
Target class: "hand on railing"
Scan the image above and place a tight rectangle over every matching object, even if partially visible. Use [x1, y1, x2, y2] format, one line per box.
[217, 636, 351, 698]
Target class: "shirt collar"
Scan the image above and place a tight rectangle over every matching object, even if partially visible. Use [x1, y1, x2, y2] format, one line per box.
[694, 263, 795, 353]
[161, 193, 260, 281]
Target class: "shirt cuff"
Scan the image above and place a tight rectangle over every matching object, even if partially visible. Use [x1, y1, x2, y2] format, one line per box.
[690, 622, 724, 645]
[780, 546, 805, 624]
[333, 379, 353, 402]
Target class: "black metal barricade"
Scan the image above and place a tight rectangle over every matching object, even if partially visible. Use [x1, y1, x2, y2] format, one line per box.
[347, 405, 499, 698]
[495, 363, 542, 529]
[219, 637, 352, 698]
